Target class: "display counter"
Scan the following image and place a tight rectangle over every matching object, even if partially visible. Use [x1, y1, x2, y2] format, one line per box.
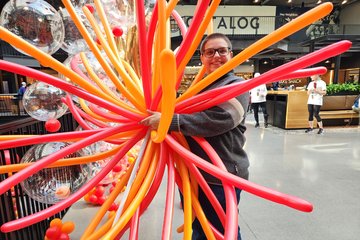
[266, 90, 309, 129]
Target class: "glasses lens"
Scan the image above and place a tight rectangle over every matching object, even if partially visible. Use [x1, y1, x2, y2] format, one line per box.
[203, 47, 229, 58]
[218, 47, 229, 55]
[204, 49, 215, 58]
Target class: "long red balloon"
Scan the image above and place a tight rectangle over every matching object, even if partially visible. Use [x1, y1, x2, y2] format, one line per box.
[165, 135, 313, 213]
[0, 60, 143, 121]
[175, 67, 327, 113]
[179, 41, 351, 113]
[1, 129, 147, 232]
[0, 123, 142, 196]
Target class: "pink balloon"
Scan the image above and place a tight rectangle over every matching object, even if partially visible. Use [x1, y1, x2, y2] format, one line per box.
[0, 129, 147, 232]
[165, 135, 313, 213]
[192, 137, 238, 240]
[0, 123, 142, 197]
[171, 10, 188, 37]
[175, 67, 327, 113]
[178, 41, 351, 113]
[170, 133, 226, 225]
[0, 60, 143, 121]
[0, 129, 103, 150]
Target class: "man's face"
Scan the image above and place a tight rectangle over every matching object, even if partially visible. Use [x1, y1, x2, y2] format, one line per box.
[310, 75, 318, 81]
[200, 38, 232, 75]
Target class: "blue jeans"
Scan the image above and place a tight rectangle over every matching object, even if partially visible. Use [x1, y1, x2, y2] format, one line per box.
[181, 185, 242, 240]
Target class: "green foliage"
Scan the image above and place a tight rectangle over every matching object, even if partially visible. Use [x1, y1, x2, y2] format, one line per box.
[326, 83, 360, 95]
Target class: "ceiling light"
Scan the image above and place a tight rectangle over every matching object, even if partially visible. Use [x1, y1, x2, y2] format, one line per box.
[317, 0, 322, 4]
[325, 60, 330, 63]
[288, 0, 292, 3]
[254, 0, 260, 3]
[342, 0, 347, 4]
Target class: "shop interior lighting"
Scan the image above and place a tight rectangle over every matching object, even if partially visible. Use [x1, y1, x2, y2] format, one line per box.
[342, 0, 347, 4]
[317, 0, 322, 4]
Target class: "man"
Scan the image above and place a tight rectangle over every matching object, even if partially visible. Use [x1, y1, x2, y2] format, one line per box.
[305, 74, 327, 134]
[249, 72, 268, 128]
[141, 33, 249, 240]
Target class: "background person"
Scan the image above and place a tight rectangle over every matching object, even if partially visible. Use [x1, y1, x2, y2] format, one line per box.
[305, 74, 327, 134]
[17, 81, 27, 99]
[249, 73, 268, 128]
[141, 33, 249, 240]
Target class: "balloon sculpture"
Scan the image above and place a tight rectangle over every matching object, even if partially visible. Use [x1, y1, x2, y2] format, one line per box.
[0, 0, 352, 239]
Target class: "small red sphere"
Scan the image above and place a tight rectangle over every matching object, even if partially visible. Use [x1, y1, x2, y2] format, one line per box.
[45, 226, 61, 240]
[112, 26, 124, 37]
[94, 186, 105, 197]
[58, 233, 70, 240]
[45, 119, 61, 132]
[85, 4, 95, 14]
[89, 194, 98, 204]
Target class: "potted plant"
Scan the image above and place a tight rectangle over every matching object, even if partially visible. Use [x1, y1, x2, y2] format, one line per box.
[326, 83, 360, 95]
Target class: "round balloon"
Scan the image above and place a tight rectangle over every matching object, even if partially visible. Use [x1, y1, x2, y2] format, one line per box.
[23, 81, 68, 121]
[20, 142, 91, 204]
[59, 7, 89, 55]
[0, 0, 64, 55]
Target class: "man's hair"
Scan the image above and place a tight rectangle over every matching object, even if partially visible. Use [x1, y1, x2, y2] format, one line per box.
[200, 33, 232, 54]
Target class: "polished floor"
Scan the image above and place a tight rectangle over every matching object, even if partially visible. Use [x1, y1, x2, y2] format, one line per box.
[64, 116, 360, 240]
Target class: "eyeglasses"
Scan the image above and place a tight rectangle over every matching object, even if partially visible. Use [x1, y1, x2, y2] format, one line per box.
[202, 47, 231, 58]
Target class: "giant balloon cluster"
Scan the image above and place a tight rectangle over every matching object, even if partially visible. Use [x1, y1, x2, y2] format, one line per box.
[0, 0, 352, 239]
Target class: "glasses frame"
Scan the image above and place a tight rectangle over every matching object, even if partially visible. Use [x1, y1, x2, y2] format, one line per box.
[201, 47, 231, 58]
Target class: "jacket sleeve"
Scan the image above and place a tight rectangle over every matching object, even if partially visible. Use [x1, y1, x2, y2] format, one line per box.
[169, 93, 248, 137]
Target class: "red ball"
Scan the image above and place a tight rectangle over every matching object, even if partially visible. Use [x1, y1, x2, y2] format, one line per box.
[45, 226, 61, 240]
[97, 195, 107, 205]
[108, 202, 119, 211]
[58, 233, 70, 240]
[85, 4, 95, 14]
[95, 38, 101, 45]
[94, 186, 105, 197]
[89, 194, 98, 204]
[112, 26, 124, 37]
[112, 164, 122, 173]
[45, 119, 61, 132]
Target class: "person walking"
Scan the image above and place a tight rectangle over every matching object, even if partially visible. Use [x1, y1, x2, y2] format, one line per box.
[140, 33, 249, 240]
[305, 74, 327, 134]
[249, 73, 268, 128]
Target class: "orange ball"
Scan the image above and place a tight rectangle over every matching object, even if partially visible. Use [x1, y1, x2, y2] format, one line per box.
[61, 221, 75, 234]
[49, 218, 62, 228]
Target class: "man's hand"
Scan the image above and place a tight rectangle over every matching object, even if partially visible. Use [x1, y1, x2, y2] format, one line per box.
[139, 111, 161, 130]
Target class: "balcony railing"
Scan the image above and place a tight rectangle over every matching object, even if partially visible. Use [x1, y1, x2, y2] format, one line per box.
[0, 94, 28, 121]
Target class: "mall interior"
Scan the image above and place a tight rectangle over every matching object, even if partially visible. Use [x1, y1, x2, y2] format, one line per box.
[0, 0, 359, 240]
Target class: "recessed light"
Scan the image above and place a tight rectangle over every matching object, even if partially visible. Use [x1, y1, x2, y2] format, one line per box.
[317, 0, 322, 4]
[342, 0, 348, 4]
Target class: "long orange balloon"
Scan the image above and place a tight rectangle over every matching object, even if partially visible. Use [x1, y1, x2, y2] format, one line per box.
[0, 27, 122, 108]
[101, 145, 159, 239]
[82, 6, 146, 112]
[0, 145, 122, 174]
[81, 162, 135, 239]
[178, 2, 333, 102]
[151, 49, 177, 143]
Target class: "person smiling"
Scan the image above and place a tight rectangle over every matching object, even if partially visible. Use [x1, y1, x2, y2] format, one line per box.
[141, 33, 249, 240]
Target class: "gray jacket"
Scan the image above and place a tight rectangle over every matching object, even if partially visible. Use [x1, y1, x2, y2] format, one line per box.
[170, 72, 250, 184]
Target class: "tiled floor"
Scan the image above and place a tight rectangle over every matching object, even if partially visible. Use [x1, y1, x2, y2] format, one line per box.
[64, 116, 360, 240]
